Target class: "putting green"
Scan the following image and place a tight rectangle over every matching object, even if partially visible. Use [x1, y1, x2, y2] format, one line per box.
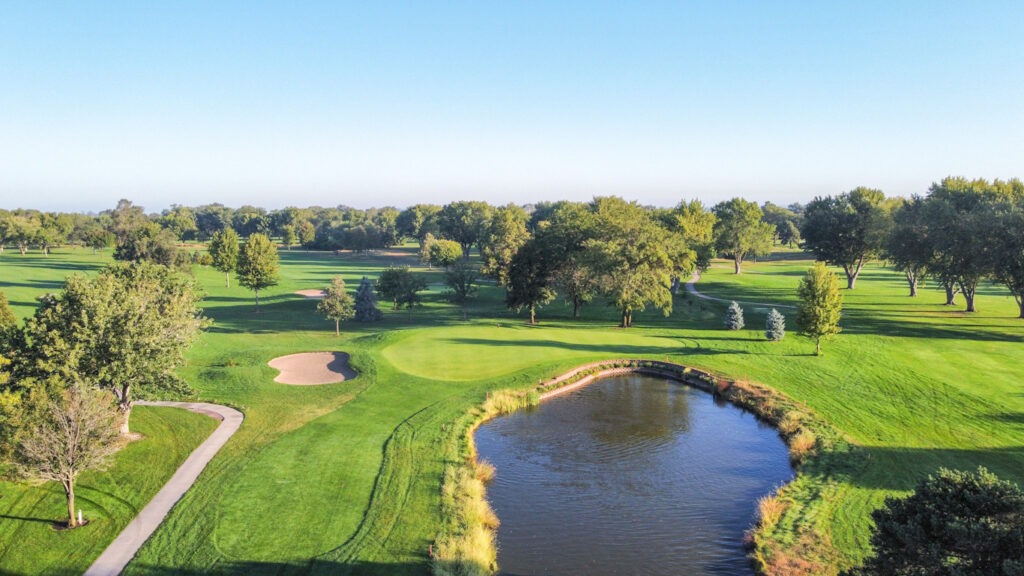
[382, 323, 686, 381]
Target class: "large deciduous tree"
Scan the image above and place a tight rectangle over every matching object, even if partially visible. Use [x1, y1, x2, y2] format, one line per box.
[885, 197, 932, 297]
[480, 204, 530, 286]
[21, 262, 205, 434]
[237, 233, 280, 310]
[538, 202, 599, 319]
[444, 260, 479, 305]
[796, 262, 843, 356]
[317, 276, 355, 335]
[800, 187, 891, 289]
[375, 267, 427, 314]
[505, 237, 556, 324]
[586, 197, 690, 328]
[993, 202, 1024, 318]
[15, 385, 122, 528]
[847, 467, 1024, 576]
[428, 239, 463, 269]
[209, 228, 241, 287]
[437, 201, 494, 258]
[712, 198, 774, 274]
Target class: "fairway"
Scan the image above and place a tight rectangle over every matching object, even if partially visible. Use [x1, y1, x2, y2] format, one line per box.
[1, 246, 1023, 575]
[382, 324, 684, 381]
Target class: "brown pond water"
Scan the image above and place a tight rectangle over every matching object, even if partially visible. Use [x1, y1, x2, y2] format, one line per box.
[475, 374, 794, 576]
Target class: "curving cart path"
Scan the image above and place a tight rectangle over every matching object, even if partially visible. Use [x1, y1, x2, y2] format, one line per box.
[83, 401, 243, 576]
[685, 271, 797, 310]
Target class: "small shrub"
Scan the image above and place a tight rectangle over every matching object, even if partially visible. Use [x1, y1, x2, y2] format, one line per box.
[778, 411, 806, 437]
[765, 308, 786, 341]
[789, 430, 817, 463]
[758, 493, 788, 531]
[724, 301, 745, 330]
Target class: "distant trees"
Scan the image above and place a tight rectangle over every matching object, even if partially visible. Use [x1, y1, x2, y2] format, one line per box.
[713, 198, 774, 274]
[14, 385, 121, 528]
[796, 262, 843, 355]
[444, 261, 479, 304]
[209, 228, 241, 288]
[237, 233, 280, 310]
[801, 187, 891, 289]
[848, 467, 1024, 576]
[397, 204, 441, 245]
[506, 237, 556, 324]
[428, 239, 463, 268]
[317, 277, 355, 335]
[376, 267, 427, 313]
[480, 204, 530, 286]
[885, 197, 932, 297]
[438, 201, 493, 258]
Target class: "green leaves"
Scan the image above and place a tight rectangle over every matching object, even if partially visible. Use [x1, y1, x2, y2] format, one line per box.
[796, 262, 843, 355]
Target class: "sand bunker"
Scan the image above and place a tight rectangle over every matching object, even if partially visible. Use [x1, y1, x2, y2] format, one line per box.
[295, 289, 326, 299]
[268, 352, 357, 385]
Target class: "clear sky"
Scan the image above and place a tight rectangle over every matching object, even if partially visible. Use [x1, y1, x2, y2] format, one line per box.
[2, 1, 1022, 213]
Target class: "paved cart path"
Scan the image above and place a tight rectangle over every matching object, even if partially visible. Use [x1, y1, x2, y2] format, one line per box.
[685, 271, 797, 310]
[83, 401, 243, 576]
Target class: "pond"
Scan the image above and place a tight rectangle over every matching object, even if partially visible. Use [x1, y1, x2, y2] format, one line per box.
[474, 374, 794, 576]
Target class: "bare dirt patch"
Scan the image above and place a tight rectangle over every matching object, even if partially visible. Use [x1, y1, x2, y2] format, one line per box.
[267, 352, 357, 385]
[295, 289, 326, 299]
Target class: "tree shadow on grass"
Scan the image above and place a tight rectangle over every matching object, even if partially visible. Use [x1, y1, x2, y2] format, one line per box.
[845, 445, 1024, 491]
[0, 513, 55, 524]
[840, 310, 1024, 343]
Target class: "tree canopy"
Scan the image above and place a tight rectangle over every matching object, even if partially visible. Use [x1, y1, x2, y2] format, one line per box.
[796, 262, 843, 355]
[848, 467, 1024, 576]
[801, 187, 891, 289]
[713, 198, 774, 274]
[236, 233, 280, 310]
[20, 261, 205, 433]
[208, 228, 241, 288]
[317, 276, 355, 335]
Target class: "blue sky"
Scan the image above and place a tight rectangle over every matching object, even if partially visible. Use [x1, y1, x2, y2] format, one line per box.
[2, 1, 1022, 212]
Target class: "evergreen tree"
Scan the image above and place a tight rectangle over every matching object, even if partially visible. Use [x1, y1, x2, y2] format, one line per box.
[209, 228, 240, 288]
[317, 276, 355, 335]
[765, 308, 785, 341]
[354, 277, 383, 321]
[724, 301, 745, 330]
[796, 262, 843, 355]
[847, 467, 1024, 576]
[237, 233, 279, 310]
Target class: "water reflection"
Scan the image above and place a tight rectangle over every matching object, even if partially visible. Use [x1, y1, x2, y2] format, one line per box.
[475, 374, 793, 576]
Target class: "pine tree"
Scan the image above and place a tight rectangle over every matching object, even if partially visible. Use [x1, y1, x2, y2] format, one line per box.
[724, 301, 745, 330]
[765, 308, 785, 341]
[354, 277, 383, 322]
[796, 262, 843, 355]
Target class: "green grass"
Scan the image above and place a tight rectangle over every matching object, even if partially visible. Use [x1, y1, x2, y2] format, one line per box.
[1, 245, 1023, 575]
[0, 406, 217, 575]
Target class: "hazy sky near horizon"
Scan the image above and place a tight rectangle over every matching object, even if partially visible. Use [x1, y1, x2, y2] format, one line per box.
[2, 1, 1022, 213]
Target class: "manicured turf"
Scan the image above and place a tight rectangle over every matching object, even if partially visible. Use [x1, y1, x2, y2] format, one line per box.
[1, 245, 1022, 574]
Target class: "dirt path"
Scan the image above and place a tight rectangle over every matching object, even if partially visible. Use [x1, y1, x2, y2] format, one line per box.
[685, 271, 796, 310]
[83, 401, 243, 576]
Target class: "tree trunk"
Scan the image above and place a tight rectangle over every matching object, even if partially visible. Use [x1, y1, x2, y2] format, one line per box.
[335, 319, 340, 335]
[1017, 297, 1024, 319]
[64, 480, 77, 528]
[255, 289, 260, 311]
[225, 271, 230, 288]
[815, 337, 821, 356]
[943, 282, 959, 306]
[572, 298, 581, 319]
[529, 305, 536, 325]
[960, 281, 977, 313]
[118, 390, 132, 436]
[906, 270, 918, 297]
[733, 256, 743, 274]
